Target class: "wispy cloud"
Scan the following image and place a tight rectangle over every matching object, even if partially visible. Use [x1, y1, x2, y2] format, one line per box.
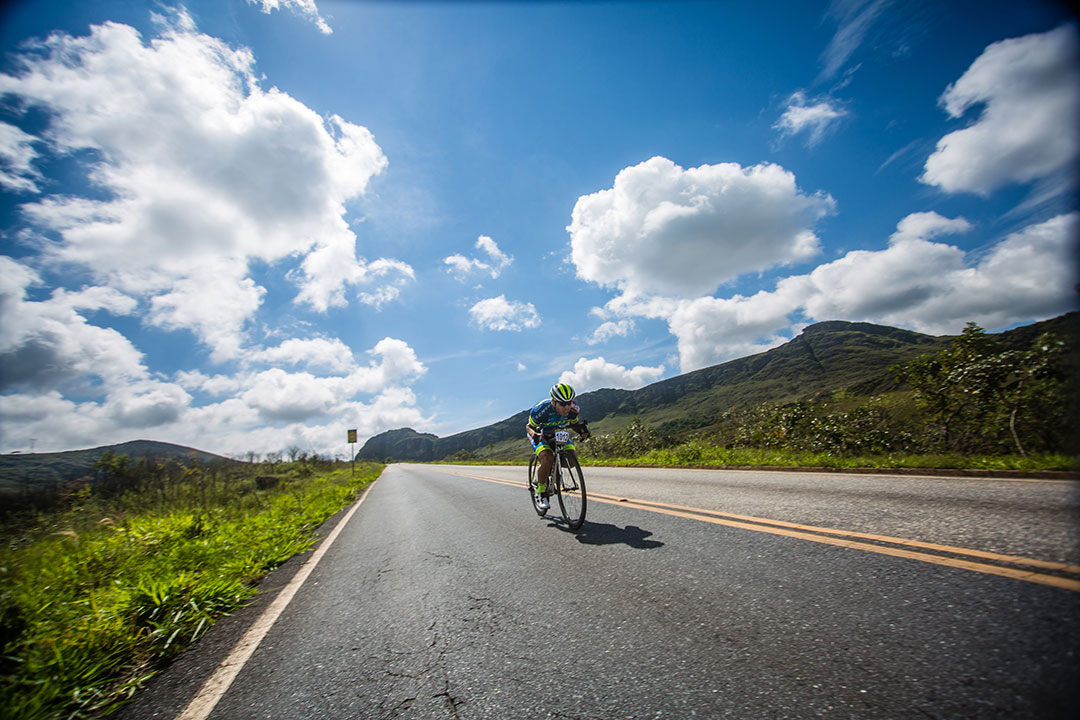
[246, 0, 332, 35]
[774, 91, 848, 146]
[445, 236, 513, 282]
[0, 122, 42, 192]
[818, 0, 892, 82]
[875, 139, 922, 175]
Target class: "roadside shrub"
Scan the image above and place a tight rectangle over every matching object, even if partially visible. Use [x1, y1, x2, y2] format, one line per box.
[892, 325, 1075, 455]
[584, 418, 666, 459]
[718, 398, 919, 457]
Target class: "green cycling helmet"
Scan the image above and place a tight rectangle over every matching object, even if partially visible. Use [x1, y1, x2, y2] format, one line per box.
[550, 383, 576, 403]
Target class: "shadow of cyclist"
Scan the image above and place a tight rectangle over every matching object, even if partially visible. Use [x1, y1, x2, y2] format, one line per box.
[565, 521, 664, 549]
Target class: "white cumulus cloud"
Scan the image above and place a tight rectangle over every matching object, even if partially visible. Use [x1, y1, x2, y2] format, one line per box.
[568, 156, 835, 298]
[921, 23, 1080, 197]
[595, 212, 1078, 372]
[0, 11, 397, 359]
[241, 369, 342, 423]
[248, 337, 357, 374]
[662, 291, 805, 373]
[586, 319, 636, 345]
[0, 256, 144, 393]
[787, 212, 1078, 336]
[559, 357, 665, 393]
[896, 212, 1080, 333]
[344, 337, 427, 394]
[0, 333, 429, 457]
[469, 295, 541, 331]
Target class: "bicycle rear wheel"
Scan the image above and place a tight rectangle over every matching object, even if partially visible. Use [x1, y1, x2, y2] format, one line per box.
[556, 455, 587, 530]
[527, 454, 548, 517]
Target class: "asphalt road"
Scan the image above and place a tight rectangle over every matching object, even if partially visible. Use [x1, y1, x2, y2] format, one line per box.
[122, 464, 1080, 720]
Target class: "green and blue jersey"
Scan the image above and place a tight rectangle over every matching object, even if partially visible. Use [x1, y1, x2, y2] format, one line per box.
[527, 398, 584, 454]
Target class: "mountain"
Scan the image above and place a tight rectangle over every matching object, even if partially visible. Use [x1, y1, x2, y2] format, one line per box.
[0, 439, 236, 495]
[357, 314, 1079, 463]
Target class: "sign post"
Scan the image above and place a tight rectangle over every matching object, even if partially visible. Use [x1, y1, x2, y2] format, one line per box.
[347, 429, 357, 476]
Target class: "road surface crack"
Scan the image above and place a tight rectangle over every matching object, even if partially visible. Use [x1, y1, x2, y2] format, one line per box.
[379, 695, 416, 720]
[432, 685, 465, 719]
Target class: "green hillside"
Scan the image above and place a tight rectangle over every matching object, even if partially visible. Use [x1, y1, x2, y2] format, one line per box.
[0, 439, 235, 496]
[357, 314, 1078, 463]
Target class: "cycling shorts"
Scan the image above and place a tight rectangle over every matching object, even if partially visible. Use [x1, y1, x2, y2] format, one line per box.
[529, 435, 575, 457]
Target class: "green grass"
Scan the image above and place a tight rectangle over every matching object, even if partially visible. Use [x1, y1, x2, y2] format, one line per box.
[588, 441, 1077, 472]
[0, 462, 383, 720]
[435, 443, 1077, 473]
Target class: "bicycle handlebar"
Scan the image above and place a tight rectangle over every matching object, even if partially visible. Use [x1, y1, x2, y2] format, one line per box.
[539, 422, 589, 440]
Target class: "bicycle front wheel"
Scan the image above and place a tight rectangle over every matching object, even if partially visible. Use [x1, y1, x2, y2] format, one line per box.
[556, 456, 587, 530]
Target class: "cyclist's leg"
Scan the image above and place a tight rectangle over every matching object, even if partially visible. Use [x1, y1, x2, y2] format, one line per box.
[536, 447, 554, 492]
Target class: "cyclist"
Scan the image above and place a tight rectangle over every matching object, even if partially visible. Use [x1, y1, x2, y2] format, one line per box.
[526, 383, 590, 510]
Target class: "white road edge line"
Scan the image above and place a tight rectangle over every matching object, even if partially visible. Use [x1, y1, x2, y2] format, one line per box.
[174, 481, 377, 720]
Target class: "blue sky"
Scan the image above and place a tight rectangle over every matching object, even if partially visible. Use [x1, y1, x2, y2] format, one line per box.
[1, 0, 1077, 459]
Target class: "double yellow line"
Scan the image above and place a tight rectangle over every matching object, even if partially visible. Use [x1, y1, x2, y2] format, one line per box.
[434, 467, 1080, 592]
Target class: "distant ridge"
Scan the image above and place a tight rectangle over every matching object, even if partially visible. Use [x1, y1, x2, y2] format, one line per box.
[357, 314, 1078, 463]
[0, 439, 236, 492]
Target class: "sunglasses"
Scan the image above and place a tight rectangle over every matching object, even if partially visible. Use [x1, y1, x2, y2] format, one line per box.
[555, 400, 572, 407]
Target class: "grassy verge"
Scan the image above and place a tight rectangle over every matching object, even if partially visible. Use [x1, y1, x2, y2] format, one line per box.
[0, 462, 383, 720]
[593, 442, 1077, 472]
[435, 445, 1077, 473]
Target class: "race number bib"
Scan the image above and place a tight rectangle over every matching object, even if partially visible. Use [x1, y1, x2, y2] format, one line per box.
[554, 430, 571, 443]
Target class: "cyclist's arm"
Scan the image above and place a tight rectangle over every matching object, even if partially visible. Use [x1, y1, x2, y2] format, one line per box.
[571, 419, 590, 439]
[526, 412, 546, 440]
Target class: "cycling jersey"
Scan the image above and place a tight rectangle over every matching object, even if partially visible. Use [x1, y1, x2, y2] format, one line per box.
[527, 398, 584, 455]
[528, 398, 582, 431]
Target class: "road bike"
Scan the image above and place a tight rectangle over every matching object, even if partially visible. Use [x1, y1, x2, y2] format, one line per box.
[527, 429, 587, 530]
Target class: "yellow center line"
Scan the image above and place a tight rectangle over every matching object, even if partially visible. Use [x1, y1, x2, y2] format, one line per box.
[428, 467, 1080, 592]
[587, 492, 1080, 574]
